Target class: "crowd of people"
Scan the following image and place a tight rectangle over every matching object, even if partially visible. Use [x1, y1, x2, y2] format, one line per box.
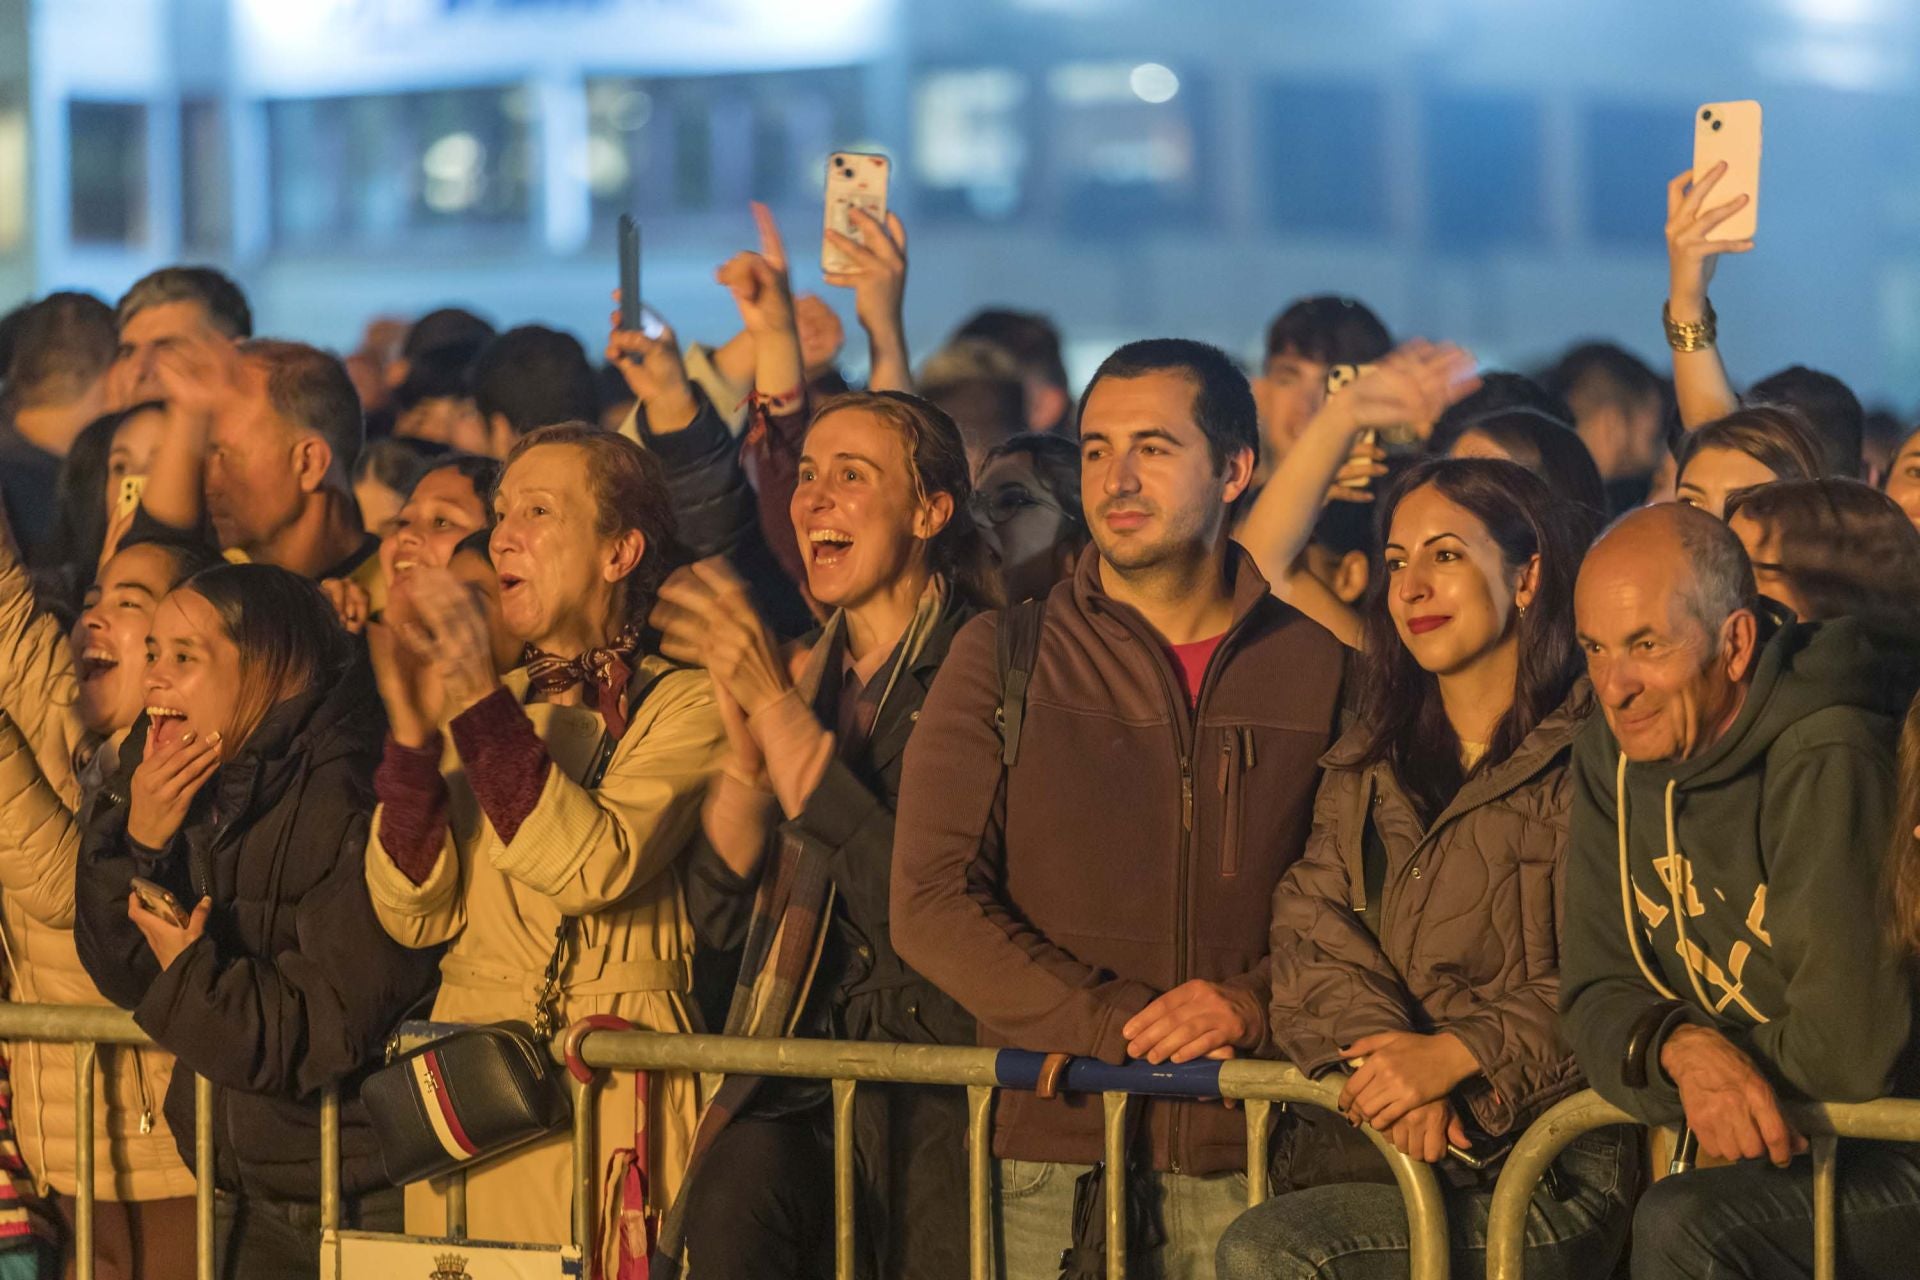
[0, 158, 1915, 1280]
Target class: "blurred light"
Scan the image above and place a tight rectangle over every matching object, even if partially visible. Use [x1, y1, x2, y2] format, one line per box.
[1129, 63, 1179, 104]
[1779, 0, 1881, 24]
[1049, 63, 1136, 105]
[585, 134, 630, 196]
[422, 132, 485, 212]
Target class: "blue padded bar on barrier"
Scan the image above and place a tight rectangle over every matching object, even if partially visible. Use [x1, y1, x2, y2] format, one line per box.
[993, 1051, 1225, 1098]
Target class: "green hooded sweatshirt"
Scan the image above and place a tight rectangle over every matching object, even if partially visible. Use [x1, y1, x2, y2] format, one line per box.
[1560, 614, 1916, 1125]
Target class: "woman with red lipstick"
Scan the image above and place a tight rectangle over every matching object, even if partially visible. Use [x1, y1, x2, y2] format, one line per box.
[1218, 458, 1636, 1280]
[73, 563, 439, 1278]
[362, 423, 724, 1256]
[648, 391, 994, 1280]
[0, 498, 221, 1280]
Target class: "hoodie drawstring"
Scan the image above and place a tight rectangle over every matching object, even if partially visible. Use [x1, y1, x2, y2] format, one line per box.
[1615, 753, 1681, 1000]
[1659, 777, 1720, 1013]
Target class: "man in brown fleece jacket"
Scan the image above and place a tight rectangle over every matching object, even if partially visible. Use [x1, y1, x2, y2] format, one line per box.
[892, 338, 1344, 1277]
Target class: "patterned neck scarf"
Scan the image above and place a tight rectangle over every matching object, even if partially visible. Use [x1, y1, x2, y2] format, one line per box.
[522, 622, 646, 740]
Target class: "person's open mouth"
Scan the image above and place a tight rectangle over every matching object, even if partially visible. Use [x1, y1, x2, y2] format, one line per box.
[79, 647, 120, 682]
[146, 705, 190, 750]
[808, 528, 855, 568]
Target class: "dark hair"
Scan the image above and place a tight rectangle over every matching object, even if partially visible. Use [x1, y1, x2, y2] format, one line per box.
[1541, 342, 1669, 417]
[393, 339, 482, 411]
[1442, 407, 1607, 519]
[118, 531, 226, 583]
[471, 326, 601, 438]
[1355, 457, 1598, 820]
[953, 309, 1068, 393]
[502, 422, 683, 628]
[808, 390, 1001, 608]
[982, 432, 1087, 537]
[179, 563, 353, 749]
[1081, 338, 1258, 514]
[353, 437, 434, 500]
[1263, 295, 1391, 368]
[1433, 373, 1574, 444]
[115, 266, 252, 339]
[1677, 404, 1826, 492]
[426, 453, 502, 505]
[1748, 365, 1863, 478]
[403, 307, 495, 362]
[1723, 479, 1920, 634]
[3, 292, 117, 409]
[451, 528, 493, 565]
[239, 339, 365, 475]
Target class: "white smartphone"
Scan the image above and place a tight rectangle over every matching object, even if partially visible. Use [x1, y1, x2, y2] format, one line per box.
[822, 152, 890, 274]
[1693, 100, 1762, 242]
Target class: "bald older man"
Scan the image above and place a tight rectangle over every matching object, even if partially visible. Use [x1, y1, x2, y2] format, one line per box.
[1560, 503, 1920, 1279]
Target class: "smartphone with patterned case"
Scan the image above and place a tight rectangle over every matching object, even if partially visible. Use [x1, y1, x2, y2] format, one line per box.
[822, 152, 890, 274]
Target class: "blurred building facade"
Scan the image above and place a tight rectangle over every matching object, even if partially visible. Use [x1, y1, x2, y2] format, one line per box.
[6, 0, 1920, 405]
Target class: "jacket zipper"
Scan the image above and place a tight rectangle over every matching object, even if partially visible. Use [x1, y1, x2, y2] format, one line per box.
[1218, 734, 1239, 877]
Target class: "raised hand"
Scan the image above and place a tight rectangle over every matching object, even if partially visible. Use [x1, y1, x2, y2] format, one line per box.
[717, 202, 798, 338]
[392, 567, 503, 716]
[823, 207, 910, 391]
[605, 298, 698, 433]
[1345, 341, 1481, 444]
[151, 329, 247, 431]
[366, 616, 444, 749]
[651, 558, 791, 719]
[127, 727, 223, 849]
[1666, 162, 1755, 324]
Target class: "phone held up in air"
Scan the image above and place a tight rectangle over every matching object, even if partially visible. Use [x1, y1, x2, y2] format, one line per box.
[1327, 362, 1419, 463]
[614, 213, 665, 340]
[116, 474, 147, 518]
[1693, 100, 1762, 242]
[129, 876, 190, 929]
[822, 152, 890, 275]
[617, 213, 642, 331]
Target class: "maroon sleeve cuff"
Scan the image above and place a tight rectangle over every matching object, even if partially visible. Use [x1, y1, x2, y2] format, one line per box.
[373, 734, 450, 886]
[449, 686, 553, 846]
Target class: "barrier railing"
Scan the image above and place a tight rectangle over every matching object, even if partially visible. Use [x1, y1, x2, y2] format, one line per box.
[1483, 1088, 1920, 1280]
[0, 1002, 1451, 1280]
[561, 1029, 1454, 1280]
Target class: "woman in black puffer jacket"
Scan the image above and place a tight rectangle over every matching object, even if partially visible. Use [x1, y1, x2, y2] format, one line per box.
[75, 564, 439, 1279]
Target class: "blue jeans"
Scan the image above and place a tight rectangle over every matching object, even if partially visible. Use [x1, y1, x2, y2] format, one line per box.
[994, 1158, 1250, 1280]
[1215, 1129, 1637, 1280]
[1631, 1140, 1920, 1280]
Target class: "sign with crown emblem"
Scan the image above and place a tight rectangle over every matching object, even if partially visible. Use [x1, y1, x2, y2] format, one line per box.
[321, 1229, 581, 1278]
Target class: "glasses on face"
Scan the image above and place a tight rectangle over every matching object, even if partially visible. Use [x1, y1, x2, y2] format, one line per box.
[970, 485, 1068, 526]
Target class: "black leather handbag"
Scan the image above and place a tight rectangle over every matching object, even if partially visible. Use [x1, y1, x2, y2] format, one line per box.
[363, 919, 578, 1185]
[362, 1018, 570, 1185]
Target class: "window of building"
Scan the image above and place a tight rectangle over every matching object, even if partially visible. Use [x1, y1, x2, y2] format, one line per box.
[912, 66, 1030, 221]
[1583, 100, 1692, 247]
[266, 86, 533, 249]
[587, 69, 865, 229]
[1422, 89, 1545, 252]
[1047, 60, 1207, 234]
[68, 101, 147, 246]
[180, 98, 230, 253]
[1260, 79, 1389, 237]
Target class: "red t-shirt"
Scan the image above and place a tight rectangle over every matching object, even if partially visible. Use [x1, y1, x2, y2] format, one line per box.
[1166, 633, 1226, 709]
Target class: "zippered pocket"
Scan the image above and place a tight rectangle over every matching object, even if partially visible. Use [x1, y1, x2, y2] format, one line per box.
[1218, 727, 1254, 877]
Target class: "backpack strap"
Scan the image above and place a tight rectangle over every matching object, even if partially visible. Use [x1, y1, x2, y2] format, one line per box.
[994, 598, 1047, 768]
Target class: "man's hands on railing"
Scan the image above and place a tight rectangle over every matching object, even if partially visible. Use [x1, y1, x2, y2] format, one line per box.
[1121, 980, 1264, 1065]
[1661, 1022, 1808, 1167]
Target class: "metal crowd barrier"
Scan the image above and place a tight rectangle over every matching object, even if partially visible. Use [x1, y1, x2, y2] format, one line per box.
[1484, 1088, 1920, 1280]
[0, 1002, 1451, 1280]
[562, 1029, 1453, 1280]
